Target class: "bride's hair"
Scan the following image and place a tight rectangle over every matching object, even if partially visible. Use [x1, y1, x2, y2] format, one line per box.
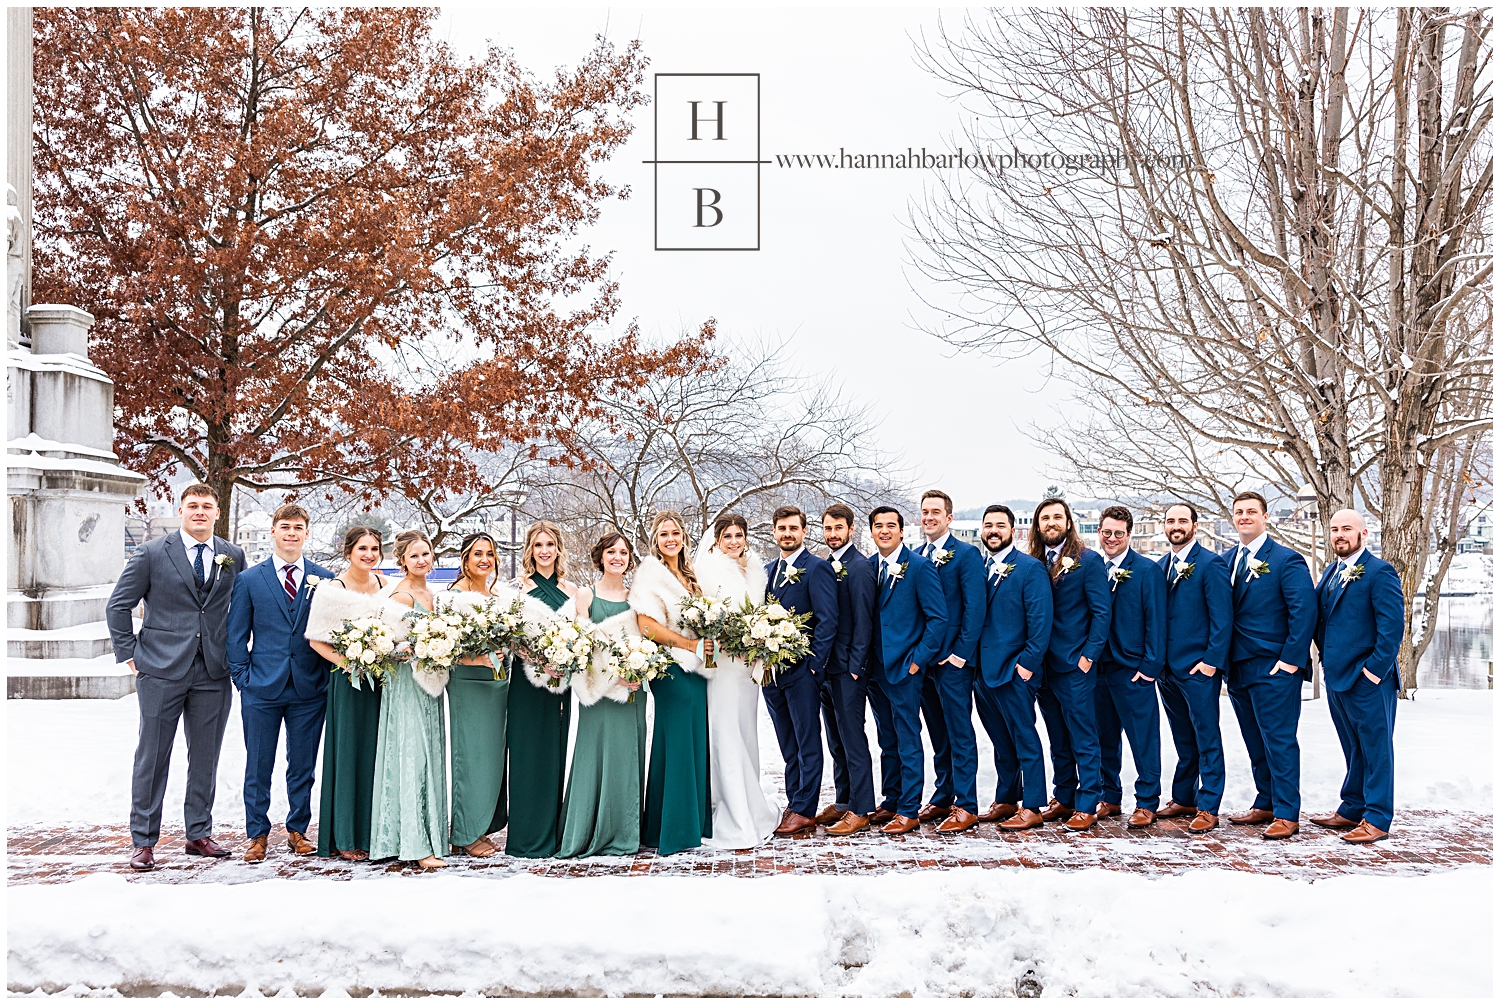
[713, 513, 750, 571]
[649, 510, 701, 596]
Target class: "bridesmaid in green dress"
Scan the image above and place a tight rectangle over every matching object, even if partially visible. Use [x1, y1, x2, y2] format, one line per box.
[505, 520, 576, 858]
[557, 532, 648, 857]
[369, 530, 449, 870]
[445, 532, 510, 859]
[307, 526, 387, 860]
[633, 510, 715, 855]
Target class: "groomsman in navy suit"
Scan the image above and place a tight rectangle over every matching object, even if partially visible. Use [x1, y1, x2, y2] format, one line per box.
[762, 505, 839, 836]
[1156, 503, 1233, 834]
[1029, 498, 1112, 831]
[864, 506, 948, 834]
[1310, 509, 1405, 844]
[1093, 506, 1167, 827]
[971, 505, 1052, 830]
[815, 503, 878, 836]
[914, 489, 987, 833]
[226, 504, 336, 862]
[1224, 491, 1317, 840]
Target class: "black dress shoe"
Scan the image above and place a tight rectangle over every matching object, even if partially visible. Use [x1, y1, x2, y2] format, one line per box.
[130, 846, 155, 871]
[184, 836, 230, 858]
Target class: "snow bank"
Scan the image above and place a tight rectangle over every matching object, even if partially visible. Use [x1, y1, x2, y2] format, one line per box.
[6, 867, 1489, 997]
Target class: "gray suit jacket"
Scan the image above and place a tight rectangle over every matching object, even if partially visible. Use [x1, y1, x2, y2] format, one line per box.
[107, 534, 247, 681]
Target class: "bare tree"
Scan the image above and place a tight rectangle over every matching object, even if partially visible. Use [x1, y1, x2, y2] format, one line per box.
[911, 8, 1492, 690]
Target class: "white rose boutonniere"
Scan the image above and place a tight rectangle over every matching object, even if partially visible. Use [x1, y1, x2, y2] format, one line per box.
[931, 548, 955, 567]
[992, 562, 1017, 583]
[304, 574, 323, 590]
[783, 565, 804, 585]
[887, 561, 909, 587]
[1339, 563, 1366, 585]
[213, 554, 234, 568]
[830, 559, 848, 581]
[1246, 560, 1271, 582]
[1108, 567, 1132, 592]
[1056, 556, 1078, 576]
[1172, 560, 1194, 581]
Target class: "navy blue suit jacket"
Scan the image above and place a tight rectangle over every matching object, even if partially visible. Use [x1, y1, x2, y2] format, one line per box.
[976, 549, 1052, 687]
[227, 558, 335, 701]
[1100, 548, 1167, 676]
[827, 546, 876, 676]
[1157, 540, 1233, 677]
[1044, 547, 1112, 671]
[765, 548, 838, 676]
[1228, 538, 1317, 669]
[1314, 551, 1405, 692]
[920, 536, 987, 667]
[868, 545, 948, 685]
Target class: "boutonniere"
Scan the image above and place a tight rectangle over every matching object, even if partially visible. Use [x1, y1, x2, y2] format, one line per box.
[1108, 567, 1132, 591]
[1245, 560, 1271, 581]
[783, 565, 804, 584]
[992, 562, 1017, 583]
[1339, 563, 1365, 585]
[1056, 556, 1078, 575]
[1173, 560, 1194, 581]
[213, 554, 234, 568]
[888, 561, 908, 587]
[305, 574, 324, 590]
[931, 548, 954, 567]
[830, 559, 848, 581]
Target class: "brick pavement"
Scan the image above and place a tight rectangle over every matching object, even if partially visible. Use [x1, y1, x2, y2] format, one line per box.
[8, 809, 1489, 886]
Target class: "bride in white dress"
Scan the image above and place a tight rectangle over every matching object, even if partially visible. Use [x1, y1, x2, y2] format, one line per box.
[694, 514, 780, 849]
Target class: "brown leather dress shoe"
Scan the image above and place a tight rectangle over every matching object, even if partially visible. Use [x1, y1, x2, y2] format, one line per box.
[815, 804, 844, 826]
[1040, 799, 1073, 822]
[917, 802, 952, 823]
[1187, 811, 1219, 833]
[977, 802, 1018, 823]
[1228, 807, 1275, 825]
[935, 807, 979, 834]
[1063, 812, 1098, 831]
[999, 808, 1045, 830]
[881, 814, 921, 835]
[1157, 801, 1197, 819]
[184, 836, 229, 858]
[1310, 811, 1359, 829]
[1127, 808, 1157, 828]
[1262, 818, 1300, 840]
[287, 830, 316, 855]
[774, 811, 816, 836]
[825, 811, 870, 836]
[1342, 820, 1389, 844]
[244, 835, 268, 862]
[129, 846, 155, 871]
[870, 807, 897, 825]
[1096, 801, 1123, 818]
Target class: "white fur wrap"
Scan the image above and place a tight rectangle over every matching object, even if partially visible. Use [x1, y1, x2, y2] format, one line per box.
[572, 608, 642, 706]
[305, 583, 410, 643]
[628, 556, 706, 677]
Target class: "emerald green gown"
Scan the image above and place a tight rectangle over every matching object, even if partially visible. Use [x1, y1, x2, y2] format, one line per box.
[642, 661, 712, 855]
[504, 573, 572, 858]
[447, 586, 510, 849]
[316, 661, 382, 857]
[557, 595, 648, 857]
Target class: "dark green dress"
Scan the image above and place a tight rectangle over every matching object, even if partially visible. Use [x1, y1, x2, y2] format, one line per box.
[316, 656, 382, 857]
[642, 661, 712, 855]
[447, 585, 510, 848]
[504, 573, 573, 858]
[557, 596, 648, 857]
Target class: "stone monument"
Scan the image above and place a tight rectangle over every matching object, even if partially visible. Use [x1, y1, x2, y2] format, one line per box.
[6, 9, 148, 697]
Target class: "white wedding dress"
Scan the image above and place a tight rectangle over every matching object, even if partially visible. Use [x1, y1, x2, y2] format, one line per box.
[695, 544, 780, 849]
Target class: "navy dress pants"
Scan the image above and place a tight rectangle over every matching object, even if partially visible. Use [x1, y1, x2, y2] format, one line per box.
[866, 669, 925, 817]
[820, 670, 875, 816]
[1227, 660, 1303, 820]
[973, 673, 1047, 810]
[1327, 671, 1398, 831]
[240, 676, 327, 839]
[919, 663, 979, 813]
[1095, 666, 1163, 810]
[762, 665, 825, 818]
[1035, 657, 1103, 812]
[1158, 669, 1226, 814]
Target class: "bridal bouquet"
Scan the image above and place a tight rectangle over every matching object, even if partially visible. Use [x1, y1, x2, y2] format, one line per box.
[530, 618, 599, 691]
[596, 634, 674, 703]
[676, 594, 735, 669]
[722, 598, 814, 686]
[328, 616, 402, 690]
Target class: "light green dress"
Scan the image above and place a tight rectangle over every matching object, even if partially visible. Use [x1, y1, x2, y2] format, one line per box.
[446, 587, 509, 848]
[370, 599, 448, 861]
[557, 596, 648, 857]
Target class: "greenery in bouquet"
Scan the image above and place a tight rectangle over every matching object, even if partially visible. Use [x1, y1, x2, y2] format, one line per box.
[452, 594, 530, 681]
[676, 594, 735, 668]
[532, 617, 599, 691]
[406, 606, 467, 677]
[328, 616, 403, 689]
[722, 597, 814, 686]
[600, 634, 675, 703]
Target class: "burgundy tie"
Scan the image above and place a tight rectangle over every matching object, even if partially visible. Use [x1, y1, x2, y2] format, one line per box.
[282, 564, 298, 601]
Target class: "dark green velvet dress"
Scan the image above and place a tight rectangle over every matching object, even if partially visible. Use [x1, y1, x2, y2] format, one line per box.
[504, 573, 572, 858]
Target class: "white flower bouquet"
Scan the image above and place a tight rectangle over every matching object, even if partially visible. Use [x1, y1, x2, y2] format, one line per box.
[328, 616, 402, 690]
[452, 594, 530, 681]
[531, 617, 600, 691]
[676, 594, 735, 669]
[596, 634, 674, 703]
[722, 597, 814, 686]
[406, 606, 467, 694]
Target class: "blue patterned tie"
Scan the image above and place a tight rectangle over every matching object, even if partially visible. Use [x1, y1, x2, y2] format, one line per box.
[193, 543, 206, 585]
[1233, 546, 1249, 585]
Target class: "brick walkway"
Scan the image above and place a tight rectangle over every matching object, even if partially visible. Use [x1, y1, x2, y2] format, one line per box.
[8, 810, 1489, 886]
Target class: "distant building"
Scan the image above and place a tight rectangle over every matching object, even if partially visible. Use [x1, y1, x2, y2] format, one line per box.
[235, 511, 274, 566]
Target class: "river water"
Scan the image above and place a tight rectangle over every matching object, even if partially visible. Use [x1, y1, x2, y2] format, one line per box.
[1417, 596, 1492, 689]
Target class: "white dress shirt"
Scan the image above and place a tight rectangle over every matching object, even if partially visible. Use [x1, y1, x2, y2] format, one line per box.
[831, 542, 856, 563]
[878, 549, 904, 582]
[1331, 547, 1367, 580]
[180, 529, 215, 584]
[276, 554, 307, 594]
[986, 542, 1015, 574]
[923, 532, 951, 558]
[775, 546, 806, 586]
[1232, 532, 1269, 584]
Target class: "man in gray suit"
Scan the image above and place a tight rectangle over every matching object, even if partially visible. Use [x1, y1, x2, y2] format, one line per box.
[107, 483, 246, 870]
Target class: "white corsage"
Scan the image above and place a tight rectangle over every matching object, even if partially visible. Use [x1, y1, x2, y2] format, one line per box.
[782, 565, 804, 585]
[887, 561, 909, 587]
[305, 574, 323, 590]
[990, 562, 1017, 583]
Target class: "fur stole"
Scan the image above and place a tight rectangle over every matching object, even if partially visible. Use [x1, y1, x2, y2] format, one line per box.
[628, 557, 705, 677]
[305, 582, 409, 643]
[695, 547, 768, 607]
[571, 608, 641, 706]
[374, 580, 455, 698]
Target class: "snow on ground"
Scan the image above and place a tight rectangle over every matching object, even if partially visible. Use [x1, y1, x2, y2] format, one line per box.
[6, 866, 1491, 997]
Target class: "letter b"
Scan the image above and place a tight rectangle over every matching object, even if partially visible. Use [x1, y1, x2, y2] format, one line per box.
[694, 188, 723, 227]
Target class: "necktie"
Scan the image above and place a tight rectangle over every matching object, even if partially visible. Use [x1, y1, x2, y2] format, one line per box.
[283, 563, 298, 601]
[193, 543, 206, 585]
[984, 554, 995, 578]
[1328, 561, 1346, 594]
[922, 542, 933, 558]
[776, 559, 787, 586]
[1047, 548, 1058, 567]
[1233, 547, 1249, 585]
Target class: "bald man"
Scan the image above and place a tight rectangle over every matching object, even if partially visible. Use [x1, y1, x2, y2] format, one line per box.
[1310, 509, 1405, 844]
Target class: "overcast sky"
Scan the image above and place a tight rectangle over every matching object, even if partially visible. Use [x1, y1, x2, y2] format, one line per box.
[446, 7, 1068, 510]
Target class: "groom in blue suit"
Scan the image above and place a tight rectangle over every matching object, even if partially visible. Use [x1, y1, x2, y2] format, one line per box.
[226, 504, 335, 862]
[1310, 509, 1405, 845]
[865, 505, 948, 834]
[971, 505, 1052, 830]
[1156, 503, 1234, 834]
[914, 489, 987, 833]
[1224, 491, 1317, 840]
[762, 505, 839, 836]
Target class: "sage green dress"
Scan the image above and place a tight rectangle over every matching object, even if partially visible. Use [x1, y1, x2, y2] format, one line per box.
[504, 573, 572, 858]
[446, 588, 510, 849]
[557, 596, 648, 857]
[369, 600, 449, 861]
[642, 661, 712, 855]
[316, 657, 382, 857]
